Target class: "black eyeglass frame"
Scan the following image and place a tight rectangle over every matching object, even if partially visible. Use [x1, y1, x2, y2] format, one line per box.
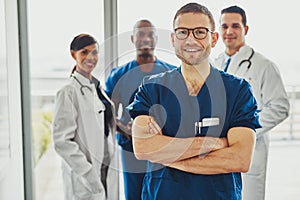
[174, 27, 214, 40]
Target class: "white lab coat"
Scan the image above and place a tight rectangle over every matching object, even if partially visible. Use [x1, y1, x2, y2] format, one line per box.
[214, 45, 290, 200]
[52, 71, 118, 200]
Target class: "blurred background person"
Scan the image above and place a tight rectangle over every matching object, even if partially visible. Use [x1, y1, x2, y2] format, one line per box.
[105, 19, 176, 199]
[52, 33, 118, 200]
[214, 6, 290, 200]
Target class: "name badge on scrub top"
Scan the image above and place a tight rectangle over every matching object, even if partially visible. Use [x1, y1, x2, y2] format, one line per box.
[195, 117, 220, 135]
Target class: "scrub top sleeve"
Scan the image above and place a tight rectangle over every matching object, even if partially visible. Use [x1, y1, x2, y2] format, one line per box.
[127, 81, 153, 119]
[105, 68, 119, 98]
[230, 81, 261, 130]
[52, 87, 93, 176]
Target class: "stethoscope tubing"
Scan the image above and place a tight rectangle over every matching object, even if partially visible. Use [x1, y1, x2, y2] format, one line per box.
[238, 48, 254, 69]
[233, 48, 255, 76]
[71, 74, 92, 95]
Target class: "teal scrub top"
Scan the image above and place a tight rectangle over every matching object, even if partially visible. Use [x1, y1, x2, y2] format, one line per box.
[105, 58, 176, 151]
[127, 66, 261, 200]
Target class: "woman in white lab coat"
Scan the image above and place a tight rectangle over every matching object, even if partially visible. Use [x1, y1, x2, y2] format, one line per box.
[52, 34, 118, 200]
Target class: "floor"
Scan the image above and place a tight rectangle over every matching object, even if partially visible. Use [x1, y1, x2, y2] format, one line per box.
[35, 133, 300, 200]
[265, 138, 300, 200]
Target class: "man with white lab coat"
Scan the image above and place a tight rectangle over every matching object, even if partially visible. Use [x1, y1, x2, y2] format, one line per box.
[214, 5, 290, 200]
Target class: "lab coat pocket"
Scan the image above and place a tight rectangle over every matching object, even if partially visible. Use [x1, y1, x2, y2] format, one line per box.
[95, 102, 105, 115]
[80, 90, 105, 113]
[71, 170, 105, 199]
[245, 76, 256, 87]
[93, 92, 105, 114]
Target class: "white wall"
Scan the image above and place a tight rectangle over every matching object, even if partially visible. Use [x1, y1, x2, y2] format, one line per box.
[117, 0, 300, 86]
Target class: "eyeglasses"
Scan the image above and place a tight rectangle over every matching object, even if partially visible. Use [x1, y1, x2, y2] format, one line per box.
[174, 27, 213, 40]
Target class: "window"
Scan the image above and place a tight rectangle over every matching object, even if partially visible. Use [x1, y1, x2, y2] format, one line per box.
[0, 0, 10, 175]
[27, 0, 105, 198]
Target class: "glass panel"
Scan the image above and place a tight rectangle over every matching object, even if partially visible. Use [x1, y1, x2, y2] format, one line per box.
[0, 0, 10, 172]
[27, 0, 104, 199]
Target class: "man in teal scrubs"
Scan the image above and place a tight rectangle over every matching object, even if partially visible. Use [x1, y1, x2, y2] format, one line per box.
[127, 3, 261, 199]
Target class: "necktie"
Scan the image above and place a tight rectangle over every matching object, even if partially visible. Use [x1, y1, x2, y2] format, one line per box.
[224, 57, 231, 72]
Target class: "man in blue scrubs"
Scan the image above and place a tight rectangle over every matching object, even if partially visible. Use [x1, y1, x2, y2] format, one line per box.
[105, 19, 176, 200]
[127, 3, 261, 200]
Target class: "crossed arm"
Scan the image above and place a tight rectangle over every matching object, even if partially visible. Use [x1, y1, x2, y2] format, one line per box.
[132, 115, 256, 174]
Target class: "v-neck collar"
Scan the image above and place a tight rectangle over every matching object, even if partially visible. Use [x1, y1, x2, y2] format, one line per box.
[177, 66, 214, 97]
[133, 57, 160, 74]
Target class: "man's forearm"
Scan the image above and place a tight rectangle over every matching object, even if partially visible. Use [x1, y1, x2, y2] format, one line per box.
[132, 115, 228, 164]
[168, 146, 247, 174]
[167, 127, 256, 174]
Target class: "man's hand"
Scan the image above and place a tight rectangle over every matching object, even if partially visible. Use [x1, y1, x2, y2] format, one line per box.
[116, 119, 133, 139]
[148, 117, 163, 135]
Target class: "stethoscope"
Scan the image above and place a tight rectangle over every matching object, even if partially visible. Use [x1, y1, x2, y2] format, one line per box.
[71, 74, 106, 114]
[238, 48, 254, 69]
[233, 48, 255, 75]
[71, 74, 92, 95]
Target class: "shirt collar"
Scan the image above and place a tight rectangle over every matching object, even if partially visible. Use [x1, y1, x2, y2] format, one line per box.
[72, 70, 94, 86]
[223, 52, 231, 61]
[224, 44, 250, 60]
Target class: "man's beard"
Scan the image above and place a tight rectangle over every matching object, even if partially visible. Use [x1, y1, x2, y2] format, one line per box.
[139, 52, 152, 58]
[175, 47, 210, 65]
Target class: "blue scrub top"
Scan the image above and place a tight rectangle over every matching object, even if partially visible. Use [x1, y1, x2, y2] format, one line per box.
[105, 58, 176, 151]
[127, 66, 261, 200]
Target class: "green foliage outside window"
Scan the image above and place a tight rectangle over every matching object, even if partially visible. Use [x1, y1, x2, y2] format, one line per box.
[32, 110, 53, 165]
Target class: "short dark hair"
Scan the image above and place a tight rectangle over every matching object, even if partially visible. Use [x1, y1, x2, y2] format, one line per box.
[221, 5, 247, 26]
[173, 2, 216, 31]
[133, 19, 155, 31]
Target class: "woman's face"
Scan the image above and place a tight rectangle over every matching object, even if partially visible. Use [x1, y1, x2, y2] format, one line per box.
[71, 43, 98, 77]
